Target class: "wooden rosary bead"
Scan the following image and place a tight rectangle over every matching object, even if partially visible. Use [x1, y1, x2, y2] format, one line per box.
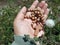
[31, 12, 34, 15]
[35, 17, 37, 19]
[31, 15, 35, 17]
[37, 18, 40, 21]
[37, 11, 40, 14]
[34, 11, 38, 14]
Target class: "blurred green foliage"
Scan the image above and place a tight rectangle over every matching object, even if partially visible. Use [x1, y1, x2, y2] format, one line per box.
[0, 0, 60, 45]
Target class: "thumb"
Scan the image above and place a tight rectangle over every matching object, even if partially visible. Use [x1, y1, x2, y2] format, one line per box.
[16, 6, 27, 21]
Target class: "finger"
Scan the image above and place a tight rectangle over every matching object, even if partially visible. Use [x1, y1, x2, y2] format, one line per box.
[40, 3, 48, 14]
[16, 6, 27, 20]
[42, 8, 50, 19]
[39, 23, 43, 27]
[38, 1, 45, 8]
[42, 3, 48, 12]
[33, 23, 36, 28]
[38, 1, 48, 14]
[44, 8, 50, 15]
[42, 8, 50, 22]
[37, 30, 44, 37]
[37, 7, 44, 14]
[29, 0, 39, 10]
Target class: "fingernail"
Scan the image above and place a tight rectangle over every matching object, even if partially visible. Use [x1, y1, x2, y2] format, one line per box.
[21, 6, 27, 13]
[45, 3, 48, 6]
[41, 1, 45, 3]
[35, 0, 39, 3]
[36, 0, 38, 1]
[39, 1, 45, 8]
[23, 6, 27, 9]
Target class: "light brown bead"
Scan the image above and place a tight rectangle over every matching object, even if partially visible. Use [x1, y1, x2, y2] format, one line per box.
[31, 12, 34, 15]
[37, 18, 40, 21]
[35, 17, 37, 19]
[35, 11, 38, 14]
[31, 15, 35, 17]
[37, 11, 40, 14]
[39, 14, 41, 17]
[32, 20, 36, 23]
[31, 17, 35, 20]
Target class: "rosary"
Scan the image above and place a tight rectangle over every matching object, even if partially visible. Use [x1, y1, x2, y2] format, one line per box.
[23, 7, 44, 45]
[23, 2, 55, 45]
[24, 7, 44, 37]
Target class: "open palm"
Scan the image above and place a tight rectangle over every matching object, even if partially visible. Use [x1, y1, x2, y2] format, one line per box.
[13, 0, 49, 38]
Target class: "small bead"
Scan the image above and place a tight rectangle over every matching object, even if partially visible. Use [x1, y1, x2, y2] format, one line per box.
[37, 11, 40, 14]
[35, 17, 37, 19]
[26, 12, 31, 17]
[39, 15, 41, 17]
[35, 11, 38, 14]
[31, 12, 34, 15]
[32, 20, 36, 23]
[31, 17, 35, 20]
[37, 18, 40, 21]
[31, 15, 35, 17]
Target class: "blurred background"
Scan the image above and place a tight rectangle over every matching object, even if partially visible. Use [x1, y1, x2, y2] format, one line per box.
[0, 0, 60, 45]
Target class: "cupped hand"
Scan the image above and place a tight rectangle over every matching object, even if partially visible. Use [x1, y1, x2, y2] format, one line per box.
[13, 0, 49, 38]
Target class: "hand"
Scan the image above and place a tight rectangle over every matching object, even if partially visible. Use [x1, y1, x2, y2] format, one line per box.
[13, 0, 49, 38]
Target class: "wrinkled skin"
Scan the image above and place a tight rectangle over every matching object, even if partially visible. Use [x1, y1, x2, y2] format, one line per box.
[13, 0, 49, 38]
